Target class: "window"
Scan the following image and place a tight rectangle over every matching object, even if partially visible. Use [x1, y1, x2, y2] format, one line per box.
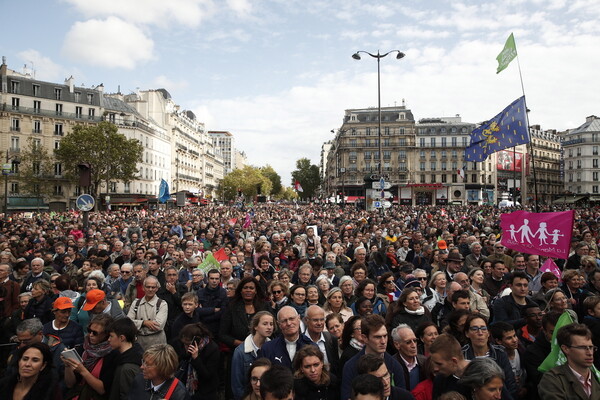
[420, 174, 426, 183]
[33, 84, 40, 96]
[399, 162, 406, 171]
[366, 127, 371, 136]
[577, 147, 581, 156]
[74, 186, 81, 196]
[54, 163, 62, 177]
[420, 138, 425, 147]
[452, 150, 458, 158]
[430, 150, 436, 158]
[87, 93, 94, 104]
[441, 137, 447, 147]
[54, 185, 63, 195]
[55, 88, 62, 100]
[441, 162, 447, 171]
[11, 81, 20, 94]
[54, 123, 63, 136]
[452, 174, 457, 183]
[594, 186, 599, 194]
[577, 160, 582, 169]
[420, 162, 426, 171]
[399, 138, 406, 146]
[88, 108, 95, 119]
[54, 140, 60, 150]
[365, 139, 372, 147]
[441, 150, 447, 158]
[109, 113, 116, 123]
[431, 174, 436, 183]
[594, 146, 598, 156]
[568, 161, 573, 170]
[569, 149, 573, 157]
[442, 174, 447, 183]
[33, 100, 41, 113]
[364, 151, 371, 160]
[76, 106, 82, 118]
[33, 139, 41, 149]
[32, 162, 40, 175]
[33, 120, 41, 134]
[56, 103, 63, 116]
[109, 182, 117, 193]
[431, 161, 437, 170]
[384, 127, 390, 135]
[420, 150, 426, 158]
[10, 119, 20, 132]
[399, 150, 406, 159]
[383, 151, 391, 160]
[462, 137, 468, 146]
[10, 183, 19, 194]
[431, 138, 436, 147]
[11, 97, 19, 110]
[124, 182, 131, 193]
[471, 174, 477, 183]
[399, 127, 405, 134]
[452, 137, 457, 147]
[594, 159, 599, 168]
[594, 172, 599, 181]
[74, 92, 81, 102]
[11, 137, 19, 151]
[383, 138, 390, 146]
[349, 139, 357, 147]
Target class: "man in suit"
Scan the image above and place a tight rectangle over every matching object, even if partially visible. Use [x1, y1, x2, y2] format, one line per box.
[538, 323, 600, 400]
[304, 305, 340, 376]
[258, 305, 312, 369]
[391, 324, 427, 391]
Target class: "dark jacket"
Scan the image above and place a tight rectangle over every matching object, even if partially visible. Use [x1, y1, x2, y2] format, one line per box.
[218, 300, 268, 348]
[20, 271, 51, 292]
[341, 348, 406, 400]
[172, 339, 220, 400]
[258, 333, 313, 369]
[0, 365, 59, 400]
[196, 285, 227, 336]
[106, 343, 143, 400]
[42, 319, 84, 348]
[538, 363, 600, 400]
[306, 331, 340, 377]
[462, 343, 518, 399]
[128, 374, 190, 400]
[524, 331, 551, 400]
[24, 295, 55, 324]
[293, 374, 339, 400]
[583, 315, 600, 369]
[393, 353, 427, 391]
[491, 294, 538, 329]
[389, 307, 432, 333]
[170, 310, 201, 341]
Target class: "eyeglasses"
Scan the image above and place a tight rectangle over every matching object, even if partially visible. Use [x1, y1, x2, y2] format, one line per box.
[416, 277, 428, 281]
[272, 290, 282, 294]
[278, 317, 298, 325]
[403, 339, 418, 344]
[250, 377, 261, 384]
[567, 345, 598, 352]
[468, 326, 488, 333]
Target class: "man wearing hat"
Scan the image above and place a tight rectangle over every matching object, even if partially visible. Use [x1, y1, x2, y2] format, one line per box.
[395, 262, 415, 291]
[323, 261, 340, 287]
[82, 288, 126, 320]
[443, 252, 466, 282]
[42, 297, 84, 348]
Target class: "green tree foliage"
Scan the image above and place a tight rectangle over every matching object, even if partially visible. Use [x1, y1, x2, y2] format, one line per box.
[220, 165, 273, 200]
[260, 165, 282, 196]
[18, 137, 55, 202]
[291, 158, 321, 200]
[55, 122, 143, 199]
[277, 186, 299, 201]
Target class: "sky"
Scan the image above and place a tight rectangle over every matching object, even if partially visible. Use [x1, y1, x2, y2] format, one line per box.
[3, 0, 600, 185]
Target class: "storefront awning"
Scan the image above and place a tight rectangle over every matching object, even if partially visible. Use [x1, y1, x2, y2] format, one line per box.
[552, 196, 586, 204]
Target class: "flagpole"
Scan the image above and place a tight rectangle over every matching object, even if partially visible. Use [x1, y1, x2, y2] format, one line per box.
[514, 52, 540, 213]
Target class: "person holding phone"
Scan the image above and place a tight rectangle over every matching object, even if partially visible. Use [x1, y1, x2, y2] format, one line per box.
[171, 322, 220, 400]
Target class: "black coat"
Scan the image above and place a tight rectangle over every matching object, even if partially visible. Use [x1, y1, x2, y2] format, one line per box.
[24, 295, 55, 324]
[218, 300, 268, 348]
[172, 339, 220, 400]
[293, 375, 339, 400]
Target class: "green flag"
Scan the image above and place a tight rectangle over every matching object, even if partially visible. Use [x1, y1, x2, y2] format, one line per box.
[197, 253, 221, 274]
[496, 33, 517, 74]
[538, 310, 600, 380]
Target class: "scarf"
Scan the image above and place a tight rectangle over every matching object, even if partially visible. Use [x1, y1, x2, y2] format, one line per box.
[289, 301, 307, 317]
[350, 338, 364, 351]
[186, 336, 209, 394]
[82, 336, 113, 371]
[404, 306, 425, 315]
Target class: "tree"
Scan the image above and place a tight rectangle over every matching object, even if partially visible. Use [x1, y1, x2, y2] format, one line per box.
[291, 158, 321, 200]
[18, 137, 55, 204]
[55, 122, 143, 201]
[260, 165, 282, 196]
[220, 165, 272, 200]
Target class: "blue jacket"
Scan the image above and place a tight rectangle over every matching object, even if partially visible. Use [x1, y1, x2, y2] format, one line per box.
[258, 333, 313, 369]
[340, 348, 406, 400]
[231, 335, 271, 400]
[462, 343, 517, 399]
[350, 296, 387, 316]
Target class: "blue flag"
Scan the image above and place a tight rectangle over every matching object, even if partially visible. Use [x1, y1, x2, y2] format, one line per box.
[464, 96, 529, 162]
[158, 179, 170, 203]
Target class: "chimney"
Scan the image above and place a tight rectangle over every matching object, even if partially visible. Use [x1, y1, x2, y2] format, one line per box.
[96, 83, 104, 93]
[586, 115, 597, 123]
[65, 75, 75, 93]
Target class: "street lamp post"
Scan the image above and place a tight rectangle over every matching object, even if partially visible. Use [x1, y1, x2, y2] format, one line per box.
[352, 50, 405, 213]
[3, 150, 20, 215]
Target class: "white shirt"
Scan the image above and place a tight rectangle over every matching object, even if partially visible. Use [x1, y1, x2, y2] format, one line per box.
[285, 337, 298, 361]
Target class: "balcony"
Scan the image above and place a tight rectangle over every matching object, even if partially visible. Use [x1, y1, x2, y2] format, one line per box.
[2, 104, 103, 122]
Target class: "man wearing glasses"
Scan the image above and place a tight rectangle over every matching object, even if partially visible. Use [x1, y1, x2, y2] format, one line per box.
[538, 323, 600, 399]
[126, 275, 168, 351]
[486, 243, 514, 271]
[391, 324, 427, 390]
[111, 263, 133, 300]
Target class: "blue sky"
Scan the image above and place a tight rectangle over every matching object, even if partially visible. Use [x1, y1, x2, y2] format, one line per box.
[3, 0, 600, 183]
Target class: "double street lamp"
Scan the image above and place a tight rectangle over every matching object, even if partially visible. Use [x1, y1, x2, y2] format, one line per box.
[352, 50, 405, 179]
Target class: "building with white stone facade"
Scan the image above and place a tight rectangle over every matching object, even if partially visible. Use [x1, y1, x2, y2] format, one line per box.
[209, 130, 234, 174]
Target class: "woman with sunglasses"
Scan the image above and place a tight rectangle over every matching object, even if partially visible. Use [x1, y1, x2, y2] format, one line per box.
[461, 314, 517, 399]
[267, 280, 289, 315]
[376, 272, 397, 312]
[62, 314, 115, 399]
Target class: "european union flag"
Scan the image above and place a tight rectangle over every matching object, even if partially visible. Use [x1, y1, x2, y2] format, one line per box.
[464, 96, 529, 162]
[158, 179, 170, 203]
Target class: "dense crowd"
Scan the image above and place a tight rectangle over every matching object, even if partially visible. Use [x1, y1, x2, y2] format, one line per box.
[0, 203, 599, 400]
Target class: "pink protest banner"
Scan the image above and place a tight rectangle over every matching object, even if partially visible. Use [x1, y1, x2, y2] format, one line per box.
[540, 258, 562, 282]
[500, 210, 574, 259]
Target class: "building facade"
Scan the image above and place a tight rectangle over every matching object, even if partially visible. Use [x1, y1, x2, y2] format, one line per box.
[561, 115, 600, 200]
[209, 130, 234, 174]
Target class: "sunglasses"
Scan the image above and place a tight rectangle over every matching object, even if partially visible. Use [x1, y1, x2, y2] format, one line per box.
[272, 290, 282, 294]
[87, 327, 103, 336]
[121, 271, 132, 274]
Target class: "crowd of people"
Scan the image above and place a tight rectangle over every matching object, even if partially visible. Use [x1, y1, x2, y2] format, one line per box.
[0, 203, 599, 400]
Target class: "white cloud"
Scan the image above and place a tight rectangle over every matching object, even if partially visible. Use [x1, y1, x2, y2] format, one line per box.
[15, 50, 67, 82]
[226, 0, 252, 17]
[151, 75, 189, 92]
[62, 17, 154, 69]
[62, 0, 215, 28]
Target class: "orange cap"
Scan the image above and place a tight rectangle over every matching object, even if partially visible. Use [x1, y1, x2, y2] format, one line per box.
[82, 289, 106, 311]
[53, 296, 74, 310]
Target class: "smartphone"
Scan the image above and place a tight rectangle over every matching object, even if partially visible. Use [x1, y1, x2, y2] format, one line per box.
[190, 336, 199, 345]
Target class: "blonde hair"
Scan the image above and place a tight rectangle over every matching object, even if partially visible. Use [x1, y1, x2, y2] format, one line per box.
[143, 344, 179, 380]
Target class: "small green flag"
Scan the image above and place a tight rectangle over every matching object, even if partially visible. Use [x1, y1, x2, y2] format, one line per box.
[197, 253, 221, 274]
[496, 33, 517, 74]
[538, 310, 600, 380]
